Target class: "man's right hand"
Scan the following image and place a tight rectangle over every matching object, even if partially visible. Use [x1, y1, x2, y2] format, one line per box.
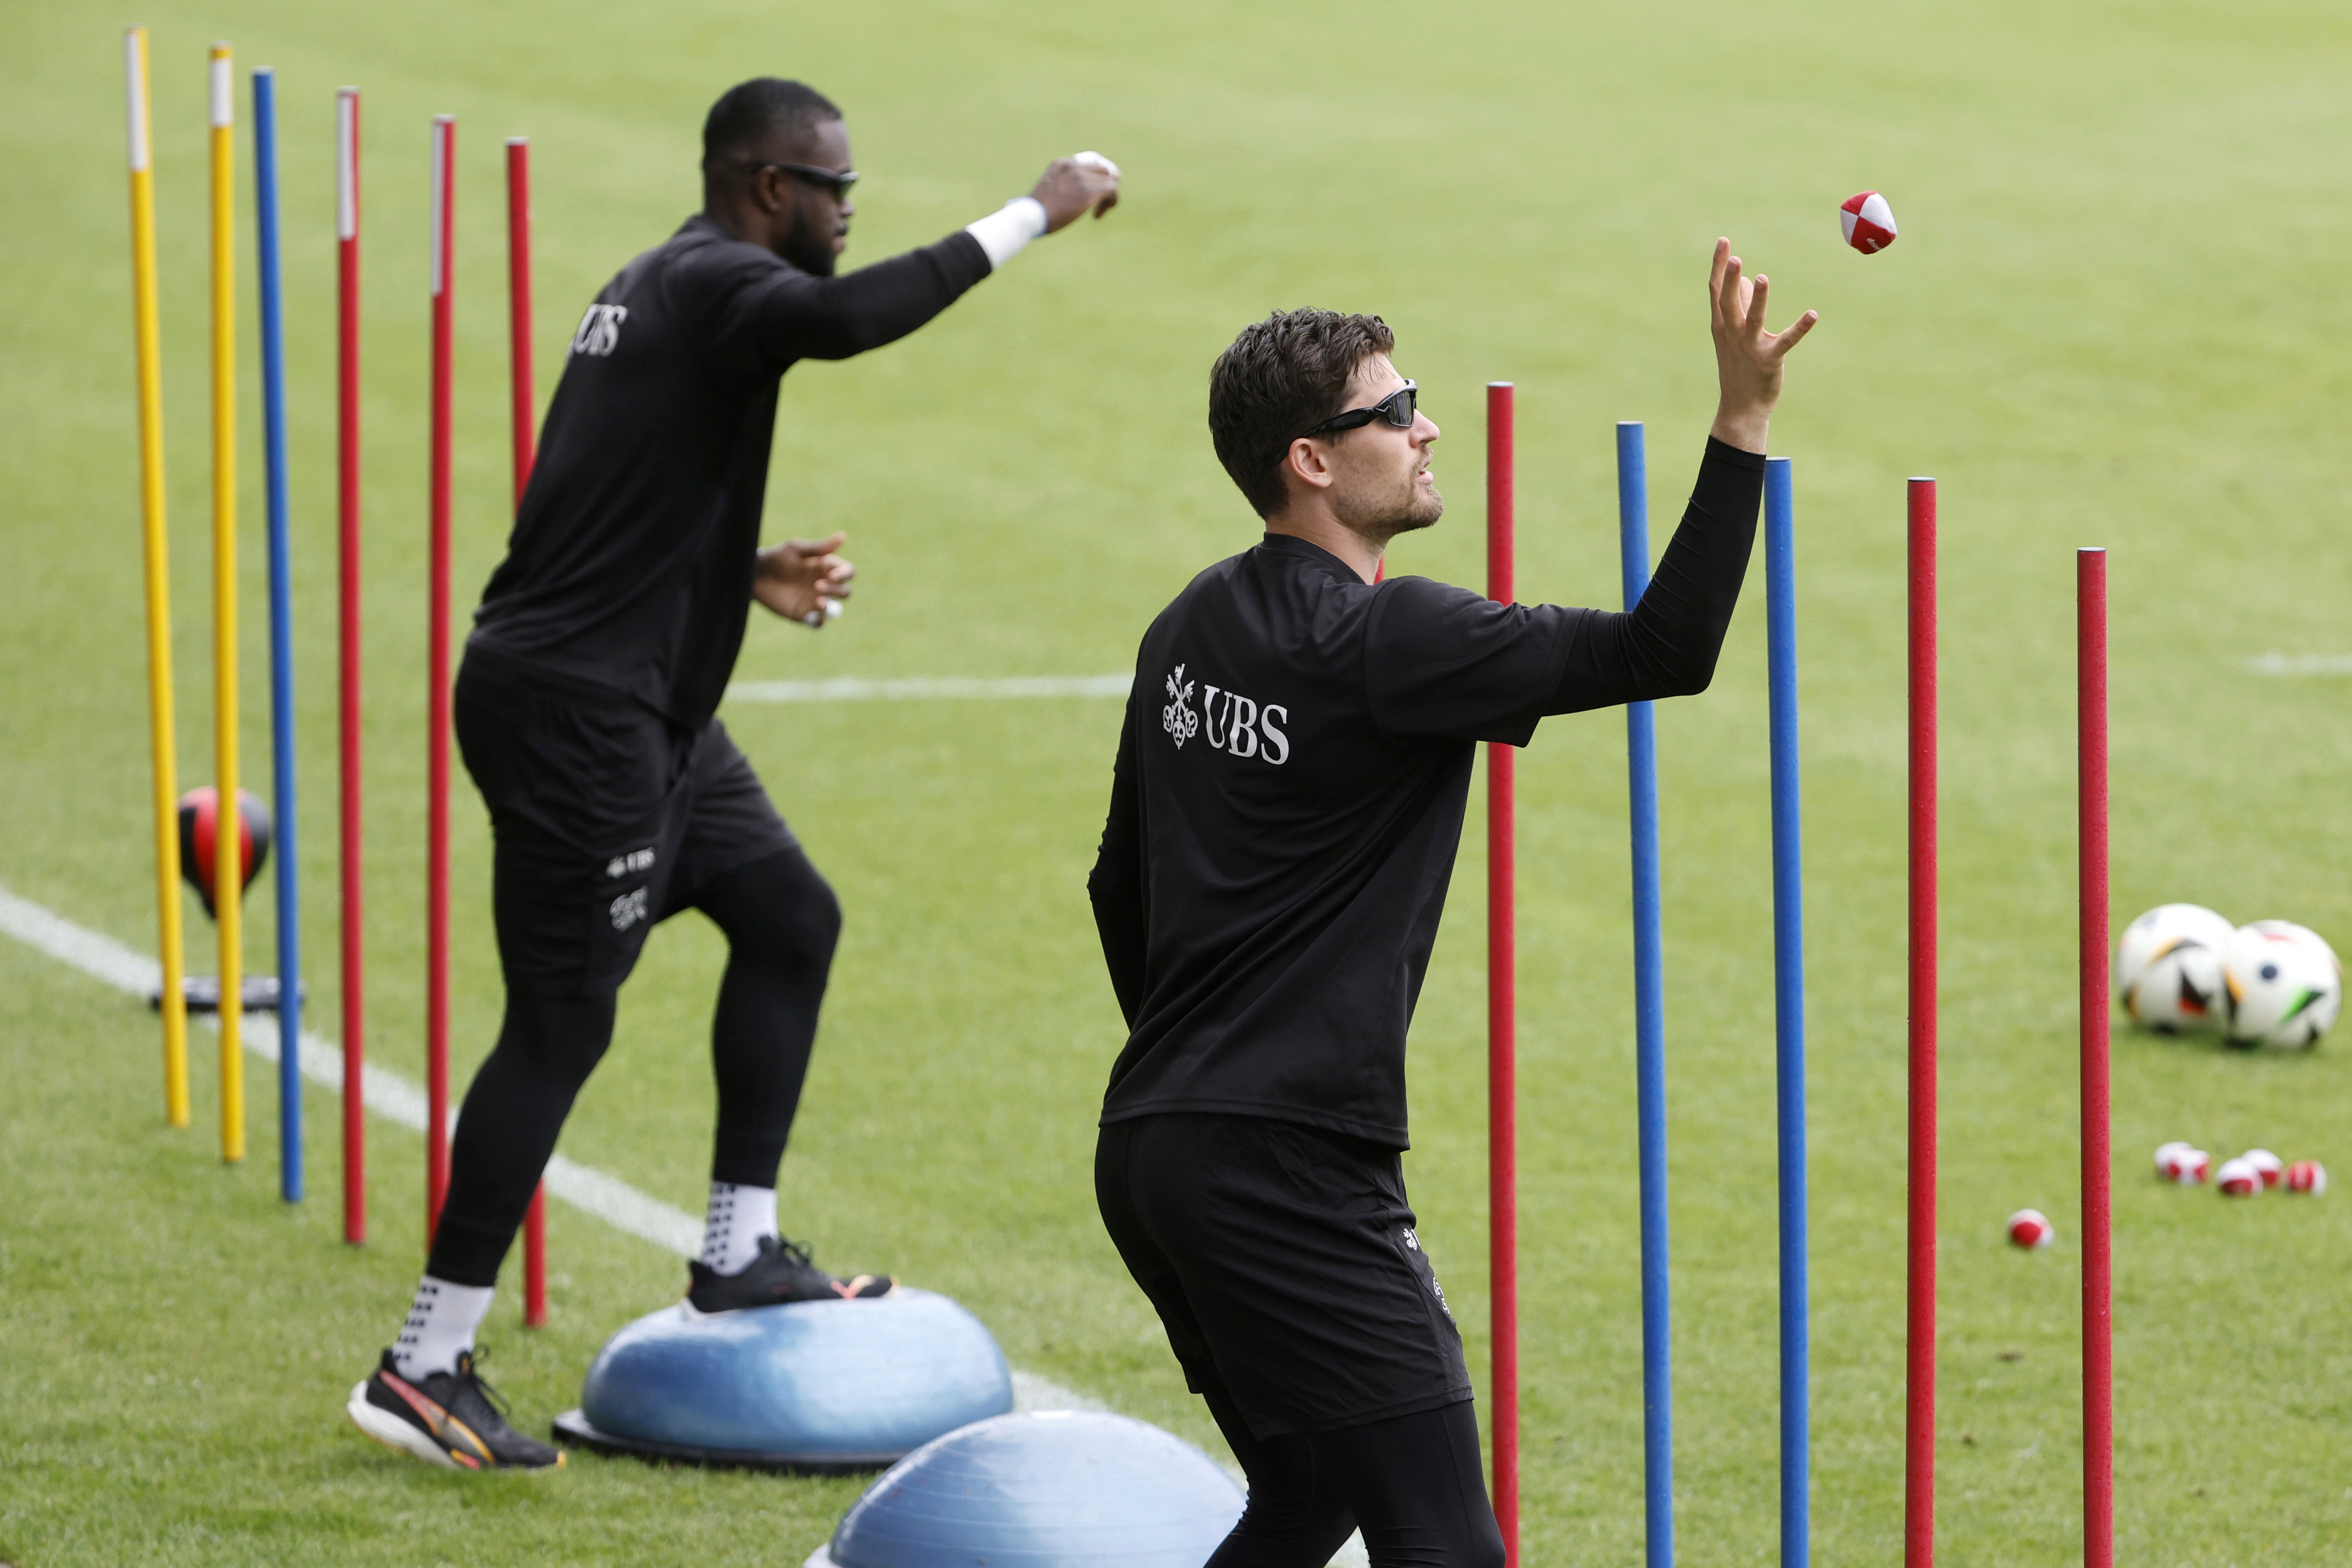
[1707, 237, 1817, 454]
[1030, 153, 1122, 232]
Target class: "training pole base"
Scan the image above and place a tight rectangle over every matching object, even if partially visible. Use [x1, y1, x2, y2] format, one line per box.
[550, 1409, 898, 1475]
[147, 974, 304, 1014]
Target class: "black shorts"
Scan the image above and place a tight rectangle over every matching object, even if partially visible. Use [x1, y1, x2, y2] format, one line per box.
[1095, 1112, 1473, 1439]
[454, 654, 796, 994]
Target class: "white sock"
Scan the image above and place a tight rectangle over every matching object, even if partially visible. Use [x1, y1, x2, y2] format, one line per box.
[700, 1182, 778, 1276]
[392, 1275, 495, 1381]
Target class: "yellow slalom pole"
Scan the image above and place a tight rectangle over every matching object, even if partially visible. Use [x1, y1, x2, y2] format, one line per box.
[125, 28, 189, 1128]
[209, 41, 245, 1164]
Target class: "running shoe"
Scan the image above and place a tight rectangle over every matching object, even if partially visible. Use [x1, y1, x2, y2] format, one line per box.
[686, 1235, 894, 1312]
[346, 1347, 564, 1472]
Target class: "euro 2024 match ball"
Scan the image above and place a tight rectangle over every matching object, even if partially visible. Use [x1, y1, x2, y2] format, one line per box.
[2222, 920, 2343, 1049]
[2115, 903, 2235, 1033]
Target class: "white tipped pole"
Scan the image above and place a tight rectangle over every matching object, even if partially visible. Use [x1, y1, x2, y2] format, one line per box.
[124, 29, 151, 171]
[209, 44, 233, 128]
[337, 89, 359, 242]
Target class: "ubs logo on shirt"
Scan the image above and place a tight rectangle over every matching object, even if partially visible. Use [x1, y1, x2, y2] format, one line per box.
[570, 303, 628, 357]
[1159, 665, 1290, 765]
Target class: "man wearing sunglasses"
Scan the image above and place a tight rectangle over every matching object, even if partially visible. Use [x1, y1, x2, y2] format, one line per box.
[1089, 243, 1814, 1563]
[347, 77, 1120, 1473]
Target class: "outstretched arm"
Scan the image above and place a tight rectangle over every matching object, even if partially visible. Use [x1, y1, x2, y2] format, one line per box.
[758, 153, 1122, 363]
[1548, 238, 1817, 708]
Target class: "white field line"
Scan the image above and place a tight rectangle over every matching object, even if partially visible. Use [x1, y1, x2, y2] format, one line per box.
[2247, 654, 2352, 676]
[0, 882, 1093, 1412]
[727, 675, 1129, 703]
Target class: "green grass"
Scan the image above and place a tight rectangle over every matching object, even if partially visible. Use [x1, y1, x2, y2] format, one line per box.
[6, 0, 2352, 1562]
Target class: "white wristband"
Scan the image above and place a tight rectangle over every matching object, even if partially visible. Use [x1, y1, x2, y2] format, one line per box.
[965, 196, 1049, 270]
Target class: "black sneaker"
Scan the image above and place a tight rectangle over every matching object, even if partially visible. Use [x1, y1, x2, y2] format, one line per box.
[686, 1235, 894, 1312]
[346, 1347, 565, 1472]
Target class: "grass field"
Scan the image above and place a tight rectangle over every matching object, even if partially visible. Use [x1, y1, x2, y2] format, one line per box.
[6, 0, 2352, 1562]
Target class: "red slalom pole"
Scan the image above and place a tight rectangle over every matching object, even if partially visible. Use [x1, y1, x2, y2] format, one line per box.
[1485, 381, 1518, 1566]
[425, 114, 455, 1246]
[1904, 478, 1939, 1568]
[506, 134, 549, 1329]
[337, 86, 366, 1247]
[2077, 548, 2114, 1568]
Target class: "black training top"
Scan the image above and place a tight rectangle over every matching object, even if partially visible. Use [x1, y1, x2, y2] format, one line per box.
[1089, 438, 1766, 1148]
[468, 215, 994, 725]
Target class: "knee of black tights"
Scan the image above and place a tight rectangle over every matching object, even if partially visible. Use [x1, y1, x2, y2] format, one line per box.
[710, 851, 841, 970]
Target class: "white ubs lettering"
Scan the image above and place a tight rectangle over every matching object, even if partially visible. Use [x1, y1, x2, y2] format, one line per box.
[1198, 683, 1289, 766]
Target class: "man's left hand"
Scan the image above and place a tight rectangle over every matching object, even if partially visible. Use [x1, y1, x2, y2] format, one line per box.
[754, 532, 855, 628]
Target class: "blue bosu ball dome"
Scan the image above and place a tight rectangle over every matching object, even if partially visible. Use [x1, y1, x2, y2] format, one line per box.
[808, 1410, 1245, 1568]
[555, 1288, 1013, 1470]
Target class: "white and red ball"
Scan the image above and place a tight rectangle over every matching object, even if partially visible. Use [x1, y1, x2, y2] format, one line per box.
[2115, 904, 2235, 1033]
[2222, 921, 2343, 1049]
[2287, 1159, 2328, 1195]
[2005, 1208, 2056, 1249]
[1840, 190, 1897, 254]
[2159, 1145, 2210, 1184]
[2240, 1148, 2284, 1190]
[2215, 1157, 2264, 1197]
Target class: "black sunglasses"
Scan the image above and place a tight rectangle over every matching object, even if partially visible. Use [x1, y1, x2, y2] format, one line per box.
[1292, 381, 1418, 442]
[747, 161, 859, 196]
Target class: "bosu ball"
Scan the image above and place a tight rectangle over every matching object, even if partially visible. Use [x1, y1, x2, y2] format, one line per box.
[553, 1288, 1013, 1470]
[805, 1410, 1246, 1568]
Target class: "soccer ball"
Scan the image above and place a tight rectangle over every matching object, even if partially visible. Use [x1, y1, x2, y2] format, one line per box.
[2215, 1157, 2264, 1197]
[2222, 921, 2343, 1049]
[2114, 904, 2235, 1033]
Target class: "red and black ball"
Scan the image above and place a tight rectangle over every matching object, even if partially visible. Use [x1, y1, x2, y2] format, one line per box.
[177, 786, 272, 919]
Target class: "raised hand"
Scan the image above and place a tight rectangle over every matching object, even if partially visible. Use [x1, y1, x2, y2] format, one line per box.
[1708, 237, 1817, 454]
[1030, 152, 1122, 232]
[753, 531, 855, 628]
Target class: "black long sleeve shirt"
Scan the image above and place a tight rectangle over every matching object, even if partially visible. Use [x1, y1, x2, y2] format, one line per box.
[468, 215, 993, 725]
[1088, 438, 1765, 1147]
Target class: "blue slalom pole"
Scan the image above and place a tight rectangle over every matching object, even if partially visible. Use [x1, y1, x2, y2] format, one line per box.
[1617, 421, 1671, 1568]
[1764, 456, 1808, 1566]
[253, 67, 301, 1203]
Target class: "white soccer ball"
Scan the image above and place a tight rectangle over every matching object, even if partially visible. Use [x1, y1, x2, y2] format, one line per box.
[2114, 904, 2235, 1033]
[2222, 920, 2343, 1049]
[2215, 1157, 2264, 1197]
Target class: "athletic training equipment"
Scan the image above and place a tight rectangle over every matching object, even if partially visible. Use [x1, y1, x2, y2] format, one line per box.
[349, 1348, 564, 1471]
[1615, 427, 1807, 1568]
[2160, 1146, 2210, 1185]
[1906, 521, 2116, 1568]
[2006, 1210, 2055, 1249]
[123, 26, 191, 1132]
[806, 1411, 1243, 1568]
[2222, 921, 2342, 1049]
[2240, 1149, 2284, 1190]
[506, 131, 550, 1328]
[426, 111, 456, 1243]
[1486, 382, 1519, 1564]
[2114, 903, 2233, 1032]
[2153, 1140, 2192, 1176]
[176, 787, 271, 918]
[336, 83, 365, 1246]
[253, 64, 302, 1203]
[555, 1289, 1011, 1470]
[2214, 1157, 2263, 1197]
[1841, 191, 1898, 253]
[2286, 1160, 2328, 1195]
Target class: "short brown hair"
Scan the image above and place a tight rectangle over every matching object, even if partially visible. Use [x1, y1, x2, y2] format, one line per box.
[1208, 309, 1395, 518]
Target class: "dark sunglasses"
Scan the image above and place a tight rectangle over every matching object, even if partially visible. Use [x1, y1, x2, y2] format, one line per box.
[747, 161, 859, 197]
[1292, 381, 1418, 442]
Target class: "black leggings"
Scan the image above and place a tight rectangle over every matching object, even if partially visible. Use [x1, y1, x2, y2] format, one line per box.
[1205, 1391, 1505, 1568]
[427, 846, 841, 1286]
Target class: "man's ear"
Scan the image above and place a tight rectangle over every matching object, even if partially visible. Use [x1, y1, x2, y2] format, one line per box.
[1281, 437, 1335, 500]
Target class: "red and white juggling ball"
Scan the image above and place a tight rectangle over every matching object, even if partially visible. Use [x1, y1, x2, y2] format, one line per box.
[2241, 1149, 2284, 1190]
[1840, 190, 1897, 254]
[2158, 1144, 2210, 1184]
[2215, 1157, 2263, 1197]
[2287, 1159, 2328, 1195]
[2006, 1209, 2056, 1249]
